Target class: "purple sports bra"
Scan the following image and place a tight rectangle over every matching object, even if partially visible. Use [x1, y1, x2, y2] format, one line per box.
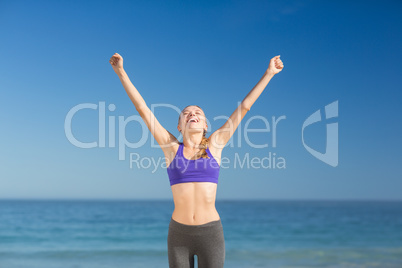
[167, 143, 220, 186]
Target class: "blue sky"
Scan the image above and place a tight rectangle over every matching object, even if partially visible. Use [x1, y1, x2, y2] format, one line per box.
[0, 0, 401, 200]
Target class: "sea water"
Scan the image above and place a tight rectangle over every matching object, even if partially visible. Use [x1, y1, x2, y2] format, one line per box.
[0, 200, 401, 268]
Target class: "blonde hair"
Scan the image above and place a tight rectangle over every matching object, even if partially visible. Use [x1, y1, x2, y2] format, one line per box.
[179, 105, 209, 159]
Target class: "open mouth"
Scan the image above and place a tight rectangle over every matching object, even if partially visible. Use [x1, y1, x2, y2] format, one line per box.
[187, 117, 199, 123]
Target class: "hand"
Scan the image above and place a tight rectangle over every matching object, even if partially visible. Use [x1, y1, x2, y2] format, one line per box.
[266, 55, 284, 76]
[109, 53, 124, 72]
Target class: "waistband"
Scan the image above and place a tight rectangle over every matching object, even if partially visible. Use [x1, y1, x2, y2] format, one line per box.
[169, 217, 222, 236]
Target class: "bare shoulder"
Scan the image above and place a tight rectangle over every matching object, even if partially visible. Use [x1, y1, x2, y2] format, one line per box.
[207, 135, 223, 165]
[162, 141, 180, 167]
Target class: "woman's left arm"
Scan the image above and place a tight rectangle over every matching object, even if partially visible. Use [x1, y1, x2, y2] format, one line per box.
[209, 55, 284, 148]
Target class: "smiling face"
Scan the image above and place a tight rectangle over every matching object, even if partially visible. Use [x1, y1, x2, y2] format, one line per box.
[177, 105, 208, 135]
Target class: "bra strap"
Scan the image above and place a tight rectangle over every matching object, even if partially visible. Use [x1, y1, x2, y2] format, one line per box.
[177, 143, 184, 156]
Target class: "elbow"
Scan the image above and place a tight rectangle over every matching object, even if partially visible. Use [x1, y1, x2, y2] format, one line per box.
[136, 105, 149, 116]
[241, 101, 251, 112]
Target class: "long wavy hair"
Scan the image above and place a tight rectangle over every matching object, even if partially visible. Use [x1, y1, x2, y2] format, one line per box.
[178, 105, 209, 159]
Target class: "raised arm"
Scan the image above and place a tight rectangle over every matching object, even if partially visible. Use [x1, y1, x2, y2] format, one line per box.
[209, 55, 284, 149]
[109, 53, 178, 150]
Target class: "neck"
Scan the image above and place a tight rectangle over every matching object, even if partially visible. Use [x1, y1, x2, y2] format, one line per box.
[182, 131, 203, 149]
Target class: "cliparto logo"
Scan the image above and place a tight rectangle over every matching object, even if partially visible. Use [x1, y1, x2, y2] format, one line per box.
[302, 100, 339, 167]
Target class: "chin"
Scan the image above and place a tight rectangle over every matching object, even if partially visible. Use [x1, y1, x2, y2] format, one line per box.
[186, 126, 204, 133]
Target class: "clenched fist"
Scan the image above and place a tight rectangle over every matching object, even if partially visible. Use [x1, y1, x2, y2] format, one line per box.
[109, 53, 124, 72]
[266, 55, 284, 76]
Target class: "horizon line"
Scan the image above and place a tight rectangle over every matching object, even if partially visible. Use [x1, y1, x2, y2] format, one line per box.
[0, 198, 401, 202]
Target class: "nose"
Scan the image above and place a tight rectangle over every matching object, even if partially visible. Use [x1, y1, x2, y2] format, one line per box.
[189, 111, 196, 117]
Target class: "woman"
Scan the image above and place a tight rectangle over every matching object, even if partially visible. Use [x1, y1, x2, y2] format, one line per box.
[109, 53, 284, 268]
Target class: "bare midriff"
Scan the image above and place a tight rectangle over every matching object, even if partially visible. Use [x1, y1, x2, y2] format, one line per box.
[171, 182, 220, 225]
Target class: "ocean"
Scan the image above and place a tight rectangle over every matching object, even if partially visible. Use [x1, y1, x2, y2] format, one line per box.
[0, 200, 401, 268]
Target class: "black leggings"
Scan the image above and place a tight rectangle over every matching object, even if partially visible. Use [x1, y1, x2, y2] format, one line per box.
[167, 217, 225, 268]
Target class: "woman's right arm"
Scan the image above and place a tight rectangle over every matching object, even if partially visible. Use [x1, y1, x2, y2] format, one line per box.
[109, 53, 178, 149]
